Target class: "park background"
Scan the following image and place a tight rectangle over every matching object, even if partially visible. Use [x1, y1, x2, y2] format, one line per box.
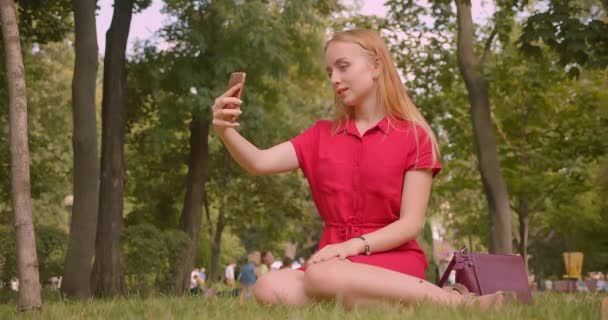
[0, 0, 606, 317]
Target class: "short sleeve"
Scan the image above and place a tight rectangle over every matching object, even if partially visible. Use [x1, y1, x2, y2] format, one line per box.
[289, 120, 321, 178]
[407, 125, 441, 178]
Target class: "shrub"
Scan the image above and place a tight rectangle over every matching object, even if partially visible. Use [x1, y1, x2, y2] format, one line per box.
[0, 224, 67, 285]
[121, 223, 189, 295]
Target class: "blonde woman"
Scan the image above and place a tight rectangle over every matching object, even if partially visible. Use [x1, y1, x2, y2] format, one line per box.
[212, 29, 511, 309]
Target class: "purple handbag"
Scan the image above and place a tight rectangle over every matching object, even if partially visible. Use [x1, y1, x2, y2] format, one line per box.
[437, 248, 532, 304]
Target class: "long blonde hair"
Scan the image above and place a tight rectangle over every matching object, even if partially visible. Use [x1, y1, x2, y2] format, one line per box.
[325, 29, 439, 166]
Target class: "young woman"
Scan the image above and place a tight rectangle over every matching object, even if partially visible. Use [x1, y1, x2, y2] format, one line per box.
[211, 29, 511, 309]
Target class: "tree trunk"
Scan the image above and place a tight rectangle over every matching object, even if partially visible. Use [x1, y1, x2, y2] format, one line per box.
[91, 0, 134, 298]
[173, 117, 210, 294]
[61, 0, 99, 299]
[455, 0, 512, 254]
[518, 198, 529, 273]
[210, 202, 225, 283]
[203, 190, 213, 239]
[517, 99, 531, 273]
[0, 0, 41, 311]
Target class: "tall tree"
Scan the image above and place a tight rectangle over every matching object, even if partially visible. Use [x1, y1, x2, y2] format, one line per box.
[61, 0, 100, 299]
[91, 0, 135, 297]
[0, 0, 41, 311]
[173, 114, 209, 293]
[455, 0, 512, 254]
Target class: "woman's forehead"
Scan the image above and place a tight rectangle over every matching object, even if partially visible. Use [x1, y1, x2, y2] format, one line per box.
[325, 41, 367, 64]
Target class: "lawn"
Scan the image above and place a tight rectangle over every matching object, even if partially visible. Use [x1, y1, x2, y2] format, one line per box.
[0, 290, 604, 319]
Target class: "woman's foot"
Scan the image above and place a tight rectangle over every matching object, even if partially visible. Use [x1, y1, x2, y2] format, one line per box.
[463, 290, 517, 310]
[442, 284, 516, 310]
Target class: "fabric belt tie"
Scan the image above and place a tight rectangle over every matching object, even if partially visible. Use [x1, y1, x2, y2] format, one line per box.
[325, 221, 386, 241]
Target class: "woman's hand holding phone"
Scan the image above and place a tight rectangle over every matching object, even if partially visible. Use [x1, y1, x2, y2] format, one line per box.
[212, 72, 246, 131]
[212, 83, 243, 130]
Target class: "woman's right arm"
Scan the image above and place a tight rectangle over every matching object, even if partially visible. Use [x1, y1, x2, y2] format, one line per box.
[212, 84, 299, 176]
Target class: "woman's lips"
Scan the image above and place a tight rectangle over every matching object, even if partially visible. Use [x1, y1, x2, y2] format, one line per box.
[336, 88, 348, 96]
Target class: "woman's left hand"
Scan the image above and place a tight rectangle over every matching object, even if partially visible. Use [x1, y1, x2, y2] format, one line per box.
[307, 238, 364, 264]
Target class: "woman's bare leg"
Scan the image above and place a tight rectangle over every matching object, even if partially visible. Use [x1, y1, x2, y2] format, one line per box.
[303, 258, 464, 309]
[253, 269, 309, 305]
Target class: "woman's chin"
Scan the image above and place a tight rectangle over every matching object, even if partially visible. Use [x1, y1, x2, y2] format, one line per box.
[341, 98, 356, 107]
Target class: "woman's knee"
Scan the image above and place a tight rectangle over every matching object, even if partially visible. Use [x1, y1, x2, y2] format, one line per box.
[253, 275, 277, 304]
[253, 270, 309, 305]
[303, 260, 347, 297]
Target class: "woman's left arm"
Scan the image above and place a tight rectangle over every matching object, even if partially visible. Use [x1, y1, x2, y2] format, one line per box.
[307, 169, 433, 263]
[361, 168, 433, 253]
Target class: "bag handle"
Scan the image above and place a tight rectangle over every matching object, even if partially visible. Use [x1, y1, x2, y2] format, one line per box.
[437, 247, 468, 287]
[437, 256, 455, 287]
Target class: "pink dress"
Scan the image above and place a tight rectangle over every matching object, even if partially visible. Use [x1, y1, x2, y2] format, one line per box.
[289, 117, 441, 279]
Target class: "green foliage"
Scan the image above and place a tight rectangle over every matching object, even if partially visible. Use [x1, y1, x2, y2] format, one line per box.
[121, 223, 190, 294]
[518, 0, 608, 72]
[35, 225, 68, 282]
[0, 224, 67, 284]
[15, 0, 73, 44]
[194, 227, 245, 275]
[0, 39, 75, 229]
[418, 222, 439, 283]
[0, 225, 16, 283]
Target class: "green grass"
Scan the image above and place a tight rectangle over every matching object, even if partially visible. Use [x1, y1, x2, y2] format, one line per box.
[0, 290, 604, 320]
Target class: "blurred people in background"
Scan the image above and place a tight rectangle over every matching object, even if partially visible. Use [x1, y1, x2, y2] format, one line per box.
[260, 251, 275, 275]
[239, 251, 261, 304]
[280, 256, 293, 270]
[225, 263, 237, 287]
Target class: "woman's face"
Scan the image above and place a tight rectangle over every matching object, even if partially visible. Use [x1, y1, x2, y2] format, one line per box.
[325, 41, 377, 107]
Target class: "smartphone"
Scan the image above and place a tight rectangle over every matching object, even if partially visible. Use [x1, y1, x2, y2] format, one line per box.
[226, 72, 246, 109]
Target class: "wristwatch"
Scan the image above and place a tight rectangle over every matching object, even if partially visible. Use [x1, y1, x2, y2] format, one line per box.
[355, 235, 371, 256]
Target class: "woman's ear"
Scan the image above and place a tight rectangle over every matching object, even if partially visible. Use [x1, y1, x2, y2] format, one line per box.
[372, 56, 382, 79]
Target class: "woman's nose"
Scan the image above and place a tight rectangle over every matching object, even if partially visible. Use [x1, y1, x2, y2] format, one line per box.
[331, 72, 341, 85]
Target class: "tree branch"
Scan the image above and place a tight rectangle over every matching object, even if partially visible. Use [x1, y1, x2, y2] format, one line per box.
[510, 202, 520, 215]
[494, 119, 513, 148]
[456, 0, 478, 79]
[202, 187, 213, 239]
[481, 28, 497, 68]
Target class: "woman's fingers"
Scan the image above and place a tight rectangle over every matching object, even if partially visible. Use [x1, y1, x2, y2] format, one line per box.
[319, 252, 338, 262]
[309, 247, 341, 264]
[213, 108, 242, 118]
[212, 119, 240, 127]
[213, 97, 242, 110]
[211, 94, 243, 128]
[213, 108, 242, 126]
[221, 83, 242, 98]
[307, 250, 322, 264]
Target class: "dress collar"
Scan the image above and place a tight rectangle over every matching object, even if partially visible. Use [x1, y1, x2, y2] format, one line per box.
[335, 116, 391, 136]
